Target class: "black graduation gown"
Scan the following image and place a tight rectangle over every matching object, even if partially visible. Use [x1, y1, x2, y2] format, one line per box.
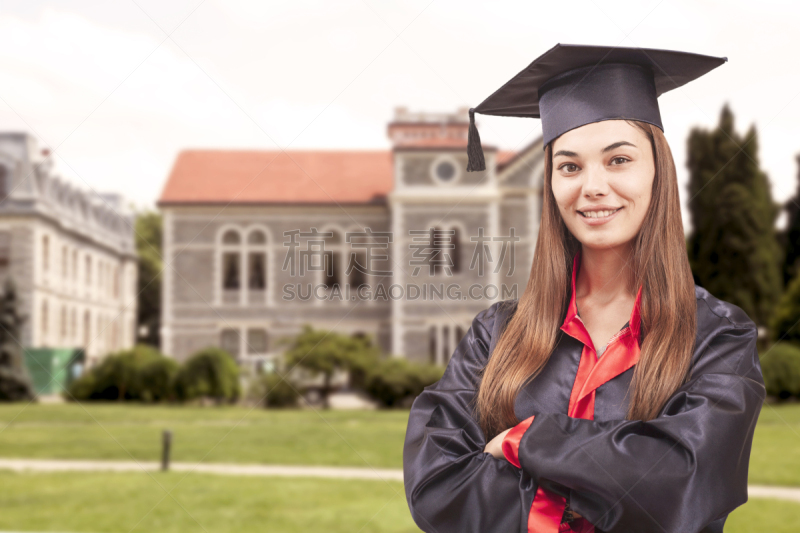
[402, 285, 766, 533]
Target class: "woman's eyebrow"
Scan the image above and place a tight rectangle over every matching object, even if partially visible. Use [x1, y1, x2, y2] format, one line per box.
[554, 140, 637, 159]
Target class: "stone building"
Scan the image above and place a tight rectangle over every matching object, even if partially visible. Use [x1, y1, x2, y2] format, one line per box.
[0, 132, 138, 366]
[157, 108, 544, 372]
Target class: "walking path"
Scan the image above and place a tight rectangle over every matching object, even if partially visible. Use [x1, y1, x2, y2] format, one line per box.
[0, 458, 404, 481]
[0, 458, 798, 503]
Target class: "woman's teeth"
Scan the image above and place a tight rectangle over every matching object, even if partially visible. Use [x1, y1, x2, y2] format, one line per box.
[580, 208, 621, 218]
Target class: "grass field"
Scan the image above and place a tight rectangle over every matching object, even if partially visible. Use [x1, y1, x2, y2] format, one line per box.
[0, 401, 798, 486]
[0, 470, 794, 533]
[0, 401, 798, 532]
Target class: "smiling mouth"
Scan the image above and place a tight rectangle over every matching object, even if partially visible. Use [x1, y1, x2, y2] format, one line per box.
[578, 207, 623, 219]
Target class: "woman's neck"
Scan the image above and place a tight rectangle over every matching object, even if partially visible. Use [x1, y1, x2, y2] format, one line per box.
[576, 245, 635, 302]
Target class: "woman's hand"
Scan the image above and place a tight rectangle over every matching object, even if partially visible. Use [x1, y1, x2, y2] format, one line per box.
[484, 428, 512, 459]
[485, 428, 584, 521]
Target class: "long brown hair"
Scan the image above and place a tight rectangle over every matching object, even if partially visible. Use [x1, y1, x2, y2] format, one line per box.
[476, 120, 697, 439]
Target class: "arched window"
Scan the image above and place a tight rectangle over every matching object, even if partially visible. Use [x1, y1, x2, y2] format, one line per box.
[221, 229, 242, 293]
[247, 230, 267, 292]
[322, 230, 343, 293]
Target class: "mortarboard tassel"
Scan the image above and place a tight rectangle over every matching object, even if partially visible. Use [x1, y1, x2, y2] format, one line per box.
[466, 107, 486, 172]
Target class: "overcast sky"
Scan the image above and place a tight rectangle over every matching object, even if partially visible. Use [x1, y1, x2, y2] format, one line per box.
[1, 0, 798, 228]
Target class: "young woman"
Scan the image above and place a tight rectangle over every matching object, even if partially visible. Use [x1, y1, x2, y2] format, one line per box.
[403, 44, 765, 533]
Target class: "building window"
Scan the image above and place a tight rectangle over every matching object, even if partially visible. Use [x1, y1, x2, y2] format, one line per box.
[83, 310, 91, 347]
[221, 230, 242, 292]
[430, 156, 462, 185]
[42, 235, 49, 272]
[247, 328, 268, 354]
[348, 252, 367, 290]
[435, 160, 456, 181]
[220, 328, 241, 359]
[41, 299, 49, 340]
[429, 226, 461, 275]
[72, 250, 78, 281]
[247, 229, 267, 292]
[70, 308, 77, 341]
[223, 253, 240, 289]
[113, 266, 120, 299]
[85, 256, 92, 285]
[97, 315, 103, 352]
[0, 231, 10, 267]
[248, 252, 265, 289]
[323, 250, 341, 289]
[60, 305, 67, 340]
[111, 320, 119, 351]
[428, 323, 467, 366]
[0, 166, 7, 202]
[61, 245, 68, 279]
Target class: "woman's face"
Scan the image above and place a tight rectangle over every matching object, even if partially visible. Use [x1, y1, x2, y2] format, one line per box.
[550, 120, 655, 251]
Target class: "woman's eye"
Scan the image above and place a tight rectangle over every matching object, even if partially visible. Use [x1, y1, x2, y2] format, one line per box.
[559, 163, 578, 173]
[610, 156, 630, 165]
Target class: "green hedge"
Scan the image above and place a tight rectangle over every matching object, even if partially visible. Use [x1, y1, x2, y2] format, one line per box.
[760, 342, 800, 399]
[364, 358, 445, 408]
[67, 345, 179, 402]
[246, 372, 302, 408]
[174, 347, 241, 404]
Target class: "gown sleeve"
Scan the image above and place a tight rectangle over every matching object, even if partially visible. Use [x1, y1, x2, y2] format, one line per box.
[512, 323, 766, 533]
[403, 301, 529, 533]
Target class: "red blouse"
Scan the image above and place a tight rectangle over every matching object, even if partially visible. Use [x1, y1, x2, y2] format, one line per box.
[502, 249, 643, 533]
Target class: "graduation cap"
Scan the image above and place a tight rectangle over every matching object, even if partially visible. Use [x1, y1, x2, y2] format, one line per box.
[466, 43, 727, 171]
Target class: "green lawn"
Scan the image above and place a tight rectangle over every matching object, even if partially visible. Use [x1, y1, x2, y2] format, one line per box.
[0, 470, 793, 533]
[0, 403, 409, 469]
[0, 471, 417, 533]
[1, 401, 799, 486]
[0, 402, 798, 532]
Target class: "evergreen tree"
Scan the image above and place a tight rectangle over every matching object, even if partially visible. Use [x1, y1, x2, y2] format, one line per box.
[779, 154, 800, 287]
[0, 278, 35, 401]
[686, 103, 782, 328]
[135, 211, 162, 348]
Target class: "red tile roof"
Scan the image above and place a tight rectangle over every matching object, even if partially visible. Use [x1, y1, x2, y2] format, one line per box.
[157, 150, 394, 206]
[496, 150, 517, 167]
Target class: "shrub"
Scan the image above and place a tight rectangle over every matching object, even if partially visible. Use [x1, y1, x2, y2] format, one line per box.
[364, 358, 445, 408]
[66, 344, 175, 402]
[174, 347, 241, 404]
[760, 342, 800, 399]
[771, 273, 800, 344]
[246, 371, 302, 408]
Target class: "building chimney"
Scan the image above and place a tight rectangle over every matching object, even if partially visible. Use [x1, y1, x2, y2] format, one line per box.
[387, 108, 472, 148]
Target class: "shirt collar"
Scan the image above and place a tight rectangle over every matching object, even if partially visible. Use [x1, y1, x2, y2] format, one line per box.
[561, 249, 643, 347]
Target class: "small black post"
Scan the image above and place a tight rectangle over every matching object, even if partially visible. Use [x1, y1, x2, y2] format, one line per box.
[162, 429, 172, 471]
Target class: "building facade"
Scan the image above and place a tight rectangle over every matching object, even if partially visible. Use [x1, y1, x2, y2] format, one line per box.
[0, 133, 138, 366]
[157, 108, 544, 371]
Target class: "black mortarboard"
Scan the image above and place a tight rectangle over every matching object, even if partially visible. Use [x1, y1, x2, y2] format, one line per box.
[466, 43, 727, 171]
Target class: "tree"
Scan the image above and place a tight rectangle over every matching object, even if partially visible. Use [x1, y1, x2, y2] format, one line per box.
[779, 154, 800, 287]
[0, 278, 35, 401]
[281, 325, 380, 409]
[686, 103, 782, 329]
[135, 211, 162, 348]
